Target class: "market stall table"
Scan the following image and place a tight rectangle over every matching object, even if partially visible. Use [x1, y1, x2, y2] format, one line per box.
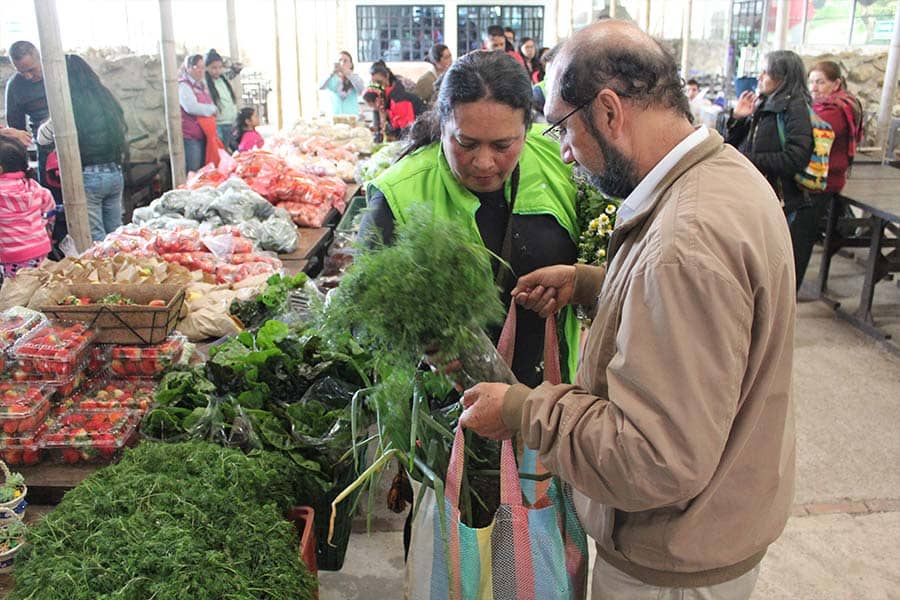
[815, 163, 900, 345]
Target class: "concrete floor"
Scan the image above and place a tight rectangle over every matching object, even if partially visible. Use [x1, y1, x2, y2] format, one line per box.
[320, 245, 900, 600]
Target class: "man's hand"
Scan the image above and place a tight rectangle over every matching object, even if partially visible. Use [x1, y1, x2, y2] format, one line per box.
[459, 383, 513, 440]
[733, 90, 757, 119]
[511, 265, 576, 318]
[0, 127, 33, 147]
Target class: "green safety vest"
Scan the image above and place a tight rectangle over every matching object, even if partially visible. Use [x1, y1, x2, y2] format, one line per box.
[368, 124, 582, 382]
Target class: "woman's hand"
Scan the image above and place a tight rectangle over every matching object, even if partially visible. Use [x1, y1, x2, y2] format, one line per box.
[733, 90, 757, 119]
[511, 265, 576, 318]
[0, 127, 32, 147]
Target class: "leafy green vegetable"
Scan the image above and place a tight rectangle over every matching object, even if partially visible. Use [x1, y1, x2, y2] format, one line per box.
[229, 272, 308, 329]
[320, 204, 505, 369]
[9, 442, 316, 600]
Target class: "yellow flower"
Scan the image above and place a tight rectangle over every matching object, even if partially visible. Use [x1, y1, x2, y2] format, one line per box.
[596, 248, 606, 258]
[589, 218, 600, 231]
[600, 214, 609, 224]
[605, 204, 617, 214]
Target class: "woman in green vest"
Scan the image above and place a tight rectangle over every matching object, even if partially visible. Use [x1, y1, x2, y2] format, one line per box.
[359, 50, 580, 387]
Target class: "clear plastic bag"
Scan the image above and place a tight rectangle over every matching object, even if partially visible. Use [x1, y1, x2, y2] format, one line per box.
[257, 215, 299, 253]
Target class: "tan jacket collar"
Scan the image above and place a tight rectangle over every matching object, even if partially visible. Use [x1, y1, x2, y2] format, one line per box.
[608, 128, 724, 260]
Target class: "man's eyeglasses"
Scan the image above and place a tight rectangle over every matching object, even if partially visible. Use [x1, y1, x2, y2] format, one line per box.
[542, 96, 595, 143]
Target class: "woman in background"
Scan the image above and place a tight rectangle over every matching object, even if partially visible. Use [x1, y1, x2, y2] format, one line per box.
[205, 49, 239, 147]
[415, 44, 452, 107]
[320, 51, 364, 116]
[726, 50, 813, 290]
[178, 54, 217, 173]
[37, 54, 127, 242]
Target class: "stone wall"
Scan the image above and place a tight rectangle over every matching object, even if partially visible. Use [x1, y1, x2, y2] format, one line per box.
[1, 50, 176, 164]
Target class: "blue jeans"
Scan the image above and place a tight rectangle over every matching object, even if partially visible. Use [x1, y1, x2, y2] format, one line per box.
[184, 137, 205, 174]
[217, 123, 233, 151]
[83, 163, 124, 242]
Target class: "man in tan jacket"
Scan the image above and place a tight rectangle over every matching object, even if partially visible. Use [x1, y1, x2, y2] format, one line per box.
[459, 21, 796, 600]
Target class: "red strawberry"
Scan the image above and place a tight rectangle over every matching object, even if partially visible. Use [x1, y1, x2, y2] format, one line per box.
[61, 448, 81, 464]
[22, 448, 40, 465]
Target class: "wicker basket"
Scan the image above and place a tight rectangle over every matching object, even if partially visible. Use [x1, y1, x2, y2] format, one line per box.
[0, 506, 26, 574]
[0, 460, 27, 520]
[42, 283, 186, 345]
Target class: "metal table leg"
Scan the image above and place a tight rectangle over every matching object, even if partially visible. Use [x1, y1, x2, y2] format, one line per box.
[854, 216, 886, 326]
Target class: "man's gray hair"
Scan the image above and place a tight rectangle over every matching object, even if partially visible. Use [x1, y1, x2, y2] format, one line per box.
[9, 41, 39, 62]
[557, 34, 691, 121]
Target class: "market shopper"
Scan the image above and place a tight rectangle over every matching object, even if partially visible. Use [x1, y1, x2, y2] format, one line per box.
[204, 49, 239, 147]
[726, 50, 814, 291]
[179, 54, 218, 174]
[458, 20, 796, 600]
[359, 49, 581, 387]
[4, 42, 48, 174]
[36, 55, 127, 242]
[232, 107, 264, 152]
[319, 51, 365, 116]
[414, 44, 452, 107]
[518, 37, 539, 82]
[0, 136, 55, 282]
[808, 61, 864, 277]
[365, 61, 425, 140]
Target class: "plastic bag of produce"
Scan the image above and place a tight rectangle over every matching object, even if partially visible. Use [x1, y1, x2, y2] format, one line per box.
[157, 189, 194, 215]
[208, 187, 268, 225]
[237, 219, 263, 244]
[183, 187, 219, 222]
[184, 396, 229, 445]
[258, 215, 299, 253]
[131, 205, 158, 225]
[226, 404, 264, 451]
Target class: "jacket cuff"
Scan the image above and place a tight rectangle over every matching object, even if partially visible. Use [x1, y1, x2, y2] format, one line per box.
[572, 263, 606, 306]
[501, 383, 532, 432]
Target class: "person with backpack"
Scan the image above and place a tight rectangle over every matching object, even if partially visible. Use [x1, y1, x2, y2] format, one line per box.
[726, 50, 814, 291]
[809, 62, 863, 192]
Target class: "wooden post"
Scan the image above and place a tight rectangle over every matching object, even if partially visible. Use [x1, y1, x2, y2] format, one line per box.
[773, 0, 789, 50]
[293, 0, 302, 117]
[226, 0, 243, 104]
[877, 0, 900, 160]
[158, 0, 186, 186]
[33, 0, 91, 252]
[681, 0, 692, 78]
[273, 0, 284, 129]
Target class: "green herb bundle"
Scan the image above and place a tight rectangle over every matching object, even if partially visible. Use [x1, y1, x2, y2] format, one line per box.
[10, 442, 316, 600]
[321, 204, 506, 370]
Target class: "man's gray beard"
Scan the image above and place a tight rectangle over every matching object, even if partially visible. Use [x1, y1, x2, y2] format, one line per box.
[579, 118, 641, 200]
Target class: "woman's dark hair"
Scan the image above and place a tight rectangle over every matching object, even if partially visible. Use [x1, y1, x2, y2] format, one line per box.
[427, 44, 449, 66]
[764, 50, 812, 104]
[518, 38, 535, 72]
[558, 35, 691, 120]
[402, 50, 533, 157]
[0, 136, 28, 174]
[230, 106, 255, 151]
[205, 48, 236, 109]
[370, 60, 396, 86]
[65, 54, 127, 163]
[183, 54, 203, 73]
[337, 51, 355, 93]
[810, 60, 845, 89]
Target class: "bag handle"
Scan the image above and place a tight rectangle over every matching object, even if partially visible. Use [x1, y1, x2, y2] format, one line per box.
[496, 299, 561, 385]
[445, 427, 523, 509]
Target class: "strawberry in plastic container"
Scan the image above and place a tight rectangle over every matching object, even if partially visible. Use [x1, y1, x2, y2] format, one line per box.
[110, 335, 185, 378]
[11, 321, 96, 382]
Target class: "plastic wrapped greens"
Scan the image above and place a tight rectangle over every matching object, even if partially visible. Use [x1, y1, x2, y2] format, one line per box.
[258, 215, 299, 253]
[157, 189, 195, 214]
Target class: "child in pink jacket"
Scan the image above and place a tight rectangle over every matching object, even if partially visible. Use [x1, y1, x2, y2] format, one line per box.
[0, 136, 55, 281]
